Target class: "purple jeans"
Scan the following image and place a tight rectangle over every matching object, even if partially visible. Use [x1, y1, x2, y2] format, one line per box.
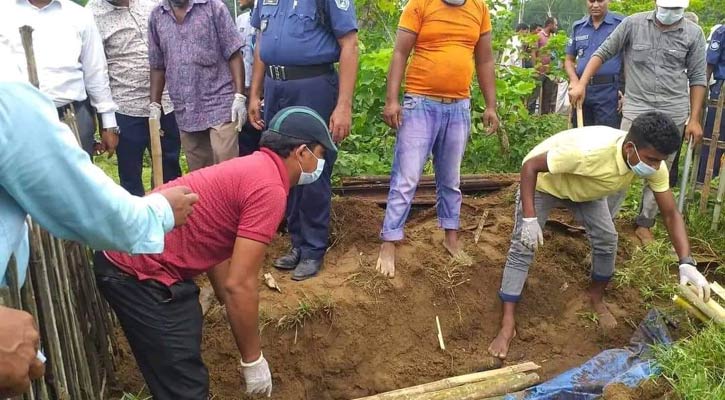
[381, 94, 471, 241]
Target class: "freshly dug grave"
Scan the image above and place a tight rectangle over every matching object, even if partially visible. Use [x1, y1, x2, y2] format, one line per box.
[112, 189, 659, 399]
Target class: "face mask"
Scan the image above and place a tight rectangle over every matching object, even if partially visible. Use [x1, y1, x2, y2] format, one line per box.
[297, 146, 325, 185]
[626, 142, 657, 178]
[656, 7, 684, 25]
[168, 0, 187, 7]
[442, 0, 466, 5]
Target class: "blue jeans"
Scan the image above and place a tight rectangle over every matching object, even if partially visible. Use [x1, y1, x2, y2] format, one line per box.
[116, 112, 182, 196]
[381, 94, 471, 241]
[264, 72, 338, 260]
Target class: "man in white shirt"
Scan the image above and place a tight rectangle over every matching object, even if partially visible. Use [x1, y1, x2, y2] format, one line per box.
[235, 0, 262, 156]
[88, 0, 182, 196]
[5, 0, 119, 157]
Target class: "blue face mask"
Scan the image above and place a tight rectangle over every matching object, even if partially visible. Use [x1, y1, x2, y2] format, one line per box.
[627, 142, 658, 178]
[298, 146, 325, 185]
[656, 7, 685, 25]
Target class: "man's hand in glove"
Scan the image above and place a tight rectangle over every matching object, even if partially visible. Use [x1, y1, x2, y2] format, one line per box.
[241, 353, 272, 397]
[521, 217, 543, 251]
[231, 93, 248, 131]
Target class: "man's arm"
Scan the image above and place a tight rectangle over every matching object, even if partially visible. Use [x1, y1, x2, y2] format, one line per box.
[229, 52, 245, 95]
[248, 32, 266, 130]
[79, 12, 118, 130]
[382, 29, 417, 129]
[0, 82, 197, 254]
[520, 153, 549, 218]
[474, 31, 499, 133]
[224, 237, 266, 362]
[685, 29, 708, 143]
[653, 191, 691, 258]
[564, 54, 579, 84]
[329, 31, 359, 143]
[150, 69, 165, 105]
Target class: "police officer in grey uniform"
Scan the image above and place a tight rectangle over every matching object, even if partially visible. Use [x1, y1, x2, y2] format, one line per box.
[248, 0, 359, 280]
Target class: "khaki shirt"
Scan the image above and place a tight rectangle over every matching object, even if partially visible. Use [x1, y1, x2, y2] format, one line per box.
[88, 0, 173, 118]
[594, 11, 707, 126]
[524, 127, 670, 203]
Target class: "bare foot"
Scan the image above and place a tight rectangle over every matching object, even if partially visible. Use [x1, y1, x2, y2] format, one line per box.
[488, 324, 516, 359]
[635, 226, 654, 245]
[376, 242, 396, 278]
[442, 239, 473, 266]
[590, 299, 618, 330]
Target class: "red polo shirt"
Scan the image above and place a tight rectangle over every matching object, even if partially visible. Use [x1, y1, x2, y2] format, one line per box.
[105, 148, 290, 286]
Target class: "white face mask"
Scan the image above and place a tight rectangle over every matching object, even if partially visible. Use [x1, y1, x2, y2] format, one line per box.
[442, 0, 466, 5]
[656, 7, 685, 25]
[297, 146, 325, 185]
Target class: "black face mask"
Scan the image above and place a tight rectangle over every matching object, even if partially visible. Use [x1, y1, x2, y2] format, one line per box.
[442, 0, 466, 5]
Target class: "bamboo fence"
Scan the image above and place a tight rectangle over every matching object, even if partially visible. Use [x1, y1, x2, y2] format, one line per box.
[0, 222, 117, 400]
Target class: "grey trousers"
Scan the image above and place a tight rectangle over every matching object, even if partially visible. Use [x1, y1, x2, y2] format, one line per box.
[607, 117, 684, 227]
[499, 189, 618, 302]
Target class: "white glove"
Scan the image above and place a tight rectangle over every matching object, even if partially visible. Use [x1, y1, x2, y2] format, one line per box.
[231, 93, 248, 131]
[679, 263, 711, 302]
[241, 353, 272, 397]
[149, 102, 162, 121]
[521, 217, 543, 251]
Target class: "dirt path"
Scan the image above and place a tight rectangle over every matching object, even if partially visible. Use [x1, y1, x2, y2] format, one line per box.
[113, 189, 652, 399]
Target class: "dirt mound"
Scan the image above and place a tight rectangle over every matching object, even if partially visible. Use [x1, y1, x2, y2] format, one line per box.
[602, 379, 675, 400]
[112, 191, 655, 399]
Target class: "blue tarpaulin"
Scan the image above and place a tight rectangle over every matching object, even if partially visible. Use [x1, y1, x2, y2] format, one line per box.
[506, 309, 673, 400]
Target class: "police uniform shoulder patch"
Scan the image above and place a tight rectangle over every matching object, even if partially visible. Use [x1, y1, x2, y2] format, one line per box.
[335, 0, 350, 11]
[712, 41, 721, 51]
[567, 38, 573, 46]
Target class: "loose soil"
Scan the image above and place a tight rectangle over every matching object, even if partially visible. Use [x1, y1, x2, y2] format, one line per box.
[112, 188, 660, 399]
[602, 378, 676, 400]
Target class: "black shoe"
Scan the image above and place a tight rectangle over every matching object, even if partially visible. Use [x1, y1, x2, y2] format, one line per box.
[273, 248, 300, 270]
[292, 259, 323, 281]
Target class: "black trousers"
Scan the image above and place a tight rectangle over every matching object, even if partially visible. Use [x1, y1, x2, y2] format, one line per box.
[93, 252, 208, 400]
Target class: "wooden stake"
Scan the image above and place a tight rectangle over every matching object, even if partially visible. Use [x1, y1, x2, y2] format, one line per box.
[19, 26, 39, 88]
[700, 81, 725, 212]
[407, 372, 540, 400]
[711, 282, 725, 301]
[576, 104, 584, 128]
[435, 316, 445, 351]
[672, 295, 709, 323]
[149, 118, 164, 188]
[473, 210, 490, 244]
[352, 362, 541, 400]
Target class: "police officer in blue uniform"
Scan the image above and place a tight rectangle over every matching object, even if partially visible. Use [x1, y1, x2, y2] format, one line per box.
[564, 0, 624, 128]
[248, 0, 359, 280]
[698, 24, 725, 183]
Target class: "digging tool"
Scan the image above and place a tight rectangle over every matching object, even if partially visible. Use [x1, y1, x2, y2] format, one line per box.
[576, 104, 584, 128]
[19, 25, 39, 88]
[678, 139, 694, 213]
[149, 117, 164, 188]
[352, 362, 540, 400]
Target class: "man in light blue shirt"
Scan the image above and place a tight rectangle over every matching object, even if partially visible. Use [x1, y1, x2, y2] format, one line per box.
[0, 80, 199, 287]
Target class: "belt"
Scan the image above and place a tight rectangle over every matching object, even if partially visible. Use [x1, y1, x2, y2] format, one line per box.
[588, 75, 619, 86]
[418, 95, 462, 104]
[265, 64, 333, 81]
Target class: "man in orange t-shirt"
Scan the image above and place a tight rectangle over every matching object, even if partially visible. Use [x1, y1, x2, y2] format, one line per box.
[376, 0, 499, 277]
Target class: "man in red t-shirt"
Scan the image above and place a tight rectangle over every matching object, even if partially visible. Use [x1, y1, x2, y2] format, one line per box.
[533, 16, 559, 115]
[94, 106, 336, 400]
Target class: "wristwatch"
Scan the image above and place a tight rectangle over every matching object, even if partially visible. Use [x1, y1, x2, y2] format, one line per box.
[105, 127, 120, 135]
[679, 256, 697, 266]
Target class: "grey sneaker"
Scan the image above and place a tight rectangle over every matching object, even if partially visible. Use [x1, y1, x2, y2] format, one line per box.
[273, 248, 301, 270]
[292, 259, 323, 281]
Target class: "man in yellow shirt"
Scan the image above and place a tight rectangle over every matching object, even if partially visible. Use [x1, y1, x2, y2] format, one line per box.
[488, 111, 710, 359]
[376, 0, 499, 277]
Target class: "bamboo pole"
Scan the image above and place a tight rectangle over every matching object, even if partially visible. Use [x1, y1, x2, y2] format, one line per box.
[407, 373, 540, 400]
[149, 118, 164, 188]
[711, 282, 725, 301]
[711, 156, 725, 229]
[678, 139, 694, 213]
[352, 362, 540, 400]
[672, 295, 709, 323]
[18, 26, 39, 88]
[576, 104, 584, 128]
[678, 284, 725, 324]
[700, 82, 725, 212]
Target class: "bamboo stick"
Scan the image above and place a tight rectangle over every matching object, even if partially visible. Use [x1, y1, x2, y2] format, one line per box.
[18, 26, 39, 88]
[711, 282, 725, 301]
[576, 105, 584, 128]
[685, 284, 725, 320]
[672, 295, 709, 323]
[407, 372, 540, 400]
[149, 117, 164, 188]
[352, 362, 540, 400]
[711, 156, 725, 229]
[435, 316, 445, 351]
[678, 139, 694, 213]
[700, 82, 725, 212]
[678, 284, 725, 324]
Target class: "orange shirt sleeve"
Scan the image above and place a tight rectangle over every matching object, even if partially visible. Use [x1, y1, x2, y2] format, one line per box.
[399, 0, 424, 33]
[480, 2, 492, 35]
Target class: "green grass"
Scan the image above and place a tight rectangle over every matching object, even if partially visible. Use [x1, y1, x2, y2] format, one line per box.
[653, 323, 725, 400]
